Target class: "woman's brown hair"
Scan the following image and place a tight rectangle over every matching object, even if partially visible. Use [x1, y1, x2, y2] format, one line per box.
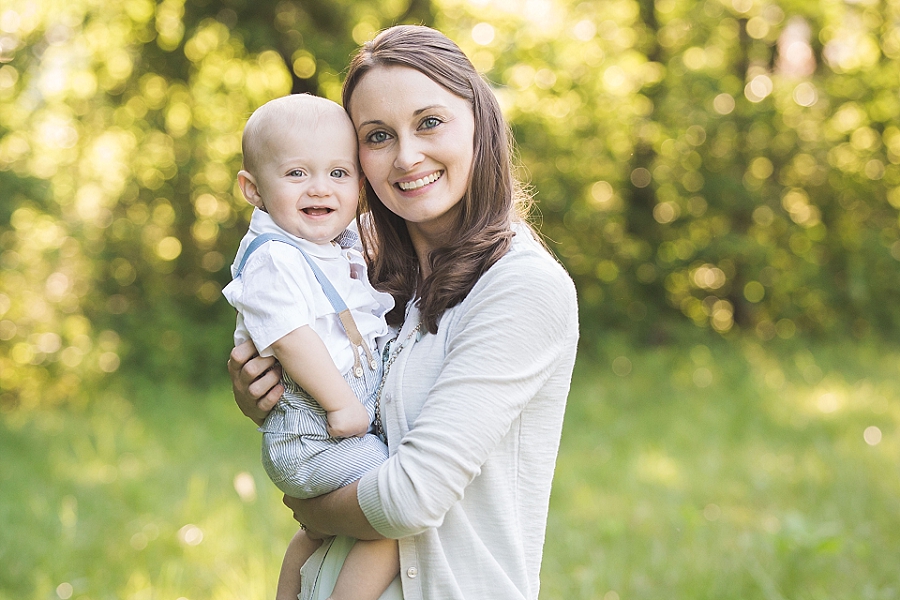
[342, 25, 530, 333]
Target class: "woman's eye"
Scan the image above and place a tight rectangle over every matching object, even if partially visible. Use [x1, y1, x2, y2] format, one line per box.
[420, 116, 442, 130]
[366, 130, 390, 144]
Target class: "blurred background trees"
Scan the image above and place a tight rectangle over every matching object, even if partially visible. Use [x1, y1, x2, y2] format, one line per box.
[1, 0, 899, 409]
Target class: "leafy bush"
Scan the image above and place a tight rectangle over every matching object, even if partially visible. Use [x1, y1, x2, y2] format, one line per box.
[2, 0, 899, 407]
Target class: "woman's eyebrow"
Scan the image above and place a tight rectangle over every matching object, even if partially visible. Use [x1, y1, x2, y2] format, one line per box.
[413, 104, 447, 116]
[358, 104, 450, 128]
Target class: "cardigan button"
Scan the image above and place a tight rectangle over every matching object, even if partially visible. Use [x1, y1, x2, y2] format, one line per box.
[406, 566, 418, 579]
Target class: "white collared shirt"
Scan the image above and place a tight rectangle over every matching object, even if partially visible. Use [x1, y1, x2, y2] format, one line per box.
[222, 209, 393, 375]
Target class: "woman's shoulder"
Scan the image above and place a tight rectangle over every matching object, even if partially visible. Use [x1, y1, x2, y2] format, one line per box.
[493, 224, 573, 284]
[441, 224, 578, 340]
[466, 224, 577, 308]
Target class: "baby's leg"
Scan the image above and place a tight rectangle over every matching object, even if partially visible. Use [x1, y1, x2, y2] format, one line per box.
[276, 528, 323, 600]
[328, 538, 399, 600]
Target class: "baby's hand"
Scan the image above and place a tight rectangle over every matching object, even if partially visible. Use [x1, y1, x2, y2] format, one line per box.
[326, 402, 369, 439]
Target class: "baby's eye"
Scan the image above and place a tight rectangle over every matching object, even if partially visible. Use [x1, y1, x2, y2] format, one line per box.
[365, 130, 390, 144]
[420, 116, 442, 130]
[287, 169, 306, 177]
[330, 168, 350, 178]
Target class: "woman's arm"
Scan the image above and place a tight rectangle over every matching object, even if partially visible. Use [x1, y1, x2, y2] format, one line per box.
[357, 251, 579, 538]
[228, 339, 284, 426]
[282, 482, 384, 540]
[287, 249, 575, 542]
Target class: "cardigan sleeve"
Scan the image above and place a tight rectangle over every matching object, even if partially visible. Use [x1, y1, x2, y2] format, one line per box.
[357, 248, 579, 537]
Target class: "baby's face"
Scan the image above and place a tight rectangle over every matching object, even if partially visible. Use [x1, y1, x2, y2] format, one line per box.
[253, 115, 360, 244]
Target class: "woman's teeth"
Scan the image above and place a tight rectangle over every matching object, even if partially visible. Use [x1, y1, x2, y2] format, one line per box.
[397, 171, 443, 191]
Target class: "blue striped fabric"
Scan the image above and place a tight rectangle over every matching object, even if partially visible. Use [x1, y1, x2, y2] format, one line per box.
[260, 355, 387, 499]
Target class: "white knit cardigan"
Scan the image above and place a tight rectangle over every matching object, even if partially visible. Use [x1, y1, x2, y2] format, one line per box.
[357, 226, 580, 600]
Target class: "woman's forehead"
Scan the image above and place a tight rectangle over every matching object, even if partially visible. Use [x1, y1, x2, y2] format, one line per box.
[349, 66, 469, 121]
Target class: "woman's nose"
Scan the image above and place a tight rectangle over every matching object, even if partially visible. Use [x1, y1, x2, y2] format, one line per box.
[393, 136, 424, 172]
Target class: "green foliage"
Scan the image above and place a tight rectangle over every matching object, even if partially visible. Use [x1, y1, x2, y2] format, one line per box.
[2, 0, 900, 408]
[438, 0, 900, 342]
[0, 0, 437, 408]
[2, 343, 898, 598]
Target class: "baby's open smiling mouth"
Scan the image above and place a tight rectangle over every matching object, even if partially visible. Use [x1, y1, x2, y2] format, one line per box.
[302, 207, 335, 216]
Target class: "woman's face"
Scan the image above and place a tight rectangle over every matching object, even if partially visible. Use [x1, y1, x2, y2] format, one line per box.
[349, 66, 475, 250]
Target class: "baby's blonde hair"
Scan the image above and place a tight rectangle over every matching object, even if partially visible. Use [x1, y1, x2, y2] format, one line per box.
[241, 94, 353, 175]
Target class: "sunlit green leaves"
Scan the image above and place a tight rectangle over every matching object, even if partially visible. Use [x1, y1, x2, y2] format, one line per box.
[436, 0, 900, 342]
[2, 0, 900, 409]
[0, 0, 293, 407]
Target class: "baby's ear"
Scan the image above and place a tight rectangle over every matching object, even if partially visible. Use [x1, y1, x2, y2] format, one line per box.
[237, 170, 265, 210]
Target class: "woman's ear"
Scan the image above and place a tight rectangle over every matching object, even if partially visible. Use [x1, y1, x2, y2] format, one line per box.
[237, 170, 266, 211]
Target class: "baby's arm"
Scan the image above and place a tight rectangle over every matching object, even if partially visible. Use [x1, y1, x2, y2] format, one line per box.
[269, 326, 370, 438]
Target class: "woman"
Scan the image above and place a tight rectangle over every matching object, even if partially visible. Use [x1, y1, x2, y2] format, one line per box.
[229, 25, 579, 600]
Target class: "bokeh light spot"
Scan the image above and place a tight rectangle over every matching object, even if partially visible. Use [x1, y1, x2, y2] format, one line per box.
[572, 19, 596, 41]
[178, 524, 204, 546]
[471, 22, 495, 46]
[817, 392, 839, 414]
[233, 471, 257, 502]
[56, 582, 73, 600]
[612, 356, 632, 377]
[631, 167, 651, 188]
[793, 82, 818, 107]
[703, 503, 721, 520]
[775, 319, 796, 339]
[713, 93, 735, 115]
[744, 281, 765, 303]
[99, 352, 120, 373]
[745, 75, 773, 102]
[863, 426, 882, 446]
[292, 52, 316, 79]
[693, 367, 713, 388]
[156, 236, 182, 261]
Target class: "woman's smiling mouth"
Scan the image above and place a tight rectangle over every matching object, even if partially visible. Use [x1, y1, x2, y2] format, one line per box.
[397, 171, 444, 191]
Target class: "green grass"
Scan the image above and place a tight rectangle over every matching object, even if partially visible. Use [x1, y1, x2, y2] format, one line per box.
[543, 338, 900, 600]
[1, 339, 898, 599]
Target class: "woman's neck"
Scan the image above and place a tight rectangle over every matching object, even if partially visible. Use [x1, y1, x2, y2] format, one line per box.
[407, 225, 441, 279]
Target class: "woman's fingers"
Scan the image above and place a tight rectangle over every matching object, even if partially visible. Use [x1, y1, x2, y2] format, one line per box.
[250, 362, 284, 412]
[283, 494, 327, 540]
[229, 340, 282, 423]
[283, 494, 306, 522]
[228, 340, 258, 377]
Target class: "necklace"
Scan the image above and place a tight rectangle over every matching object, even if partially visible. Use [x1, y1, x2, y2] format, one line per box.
[373, 320, 422, 439]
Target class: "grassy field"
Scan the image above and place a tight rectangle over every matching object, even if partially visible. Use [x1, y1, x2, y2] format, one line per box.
[1, 337, 898, 600]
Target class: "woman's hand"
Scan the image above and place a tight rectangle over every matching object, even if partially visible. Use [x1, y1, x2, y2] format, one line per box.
[281, 484, 384, 541]
[283, 495, 329, 541]
[228, 340, 284, 425]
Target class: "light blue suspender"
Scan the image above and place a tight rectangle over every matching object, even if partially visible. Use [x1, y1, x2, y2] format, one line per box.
[233, 233, 378, 378]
